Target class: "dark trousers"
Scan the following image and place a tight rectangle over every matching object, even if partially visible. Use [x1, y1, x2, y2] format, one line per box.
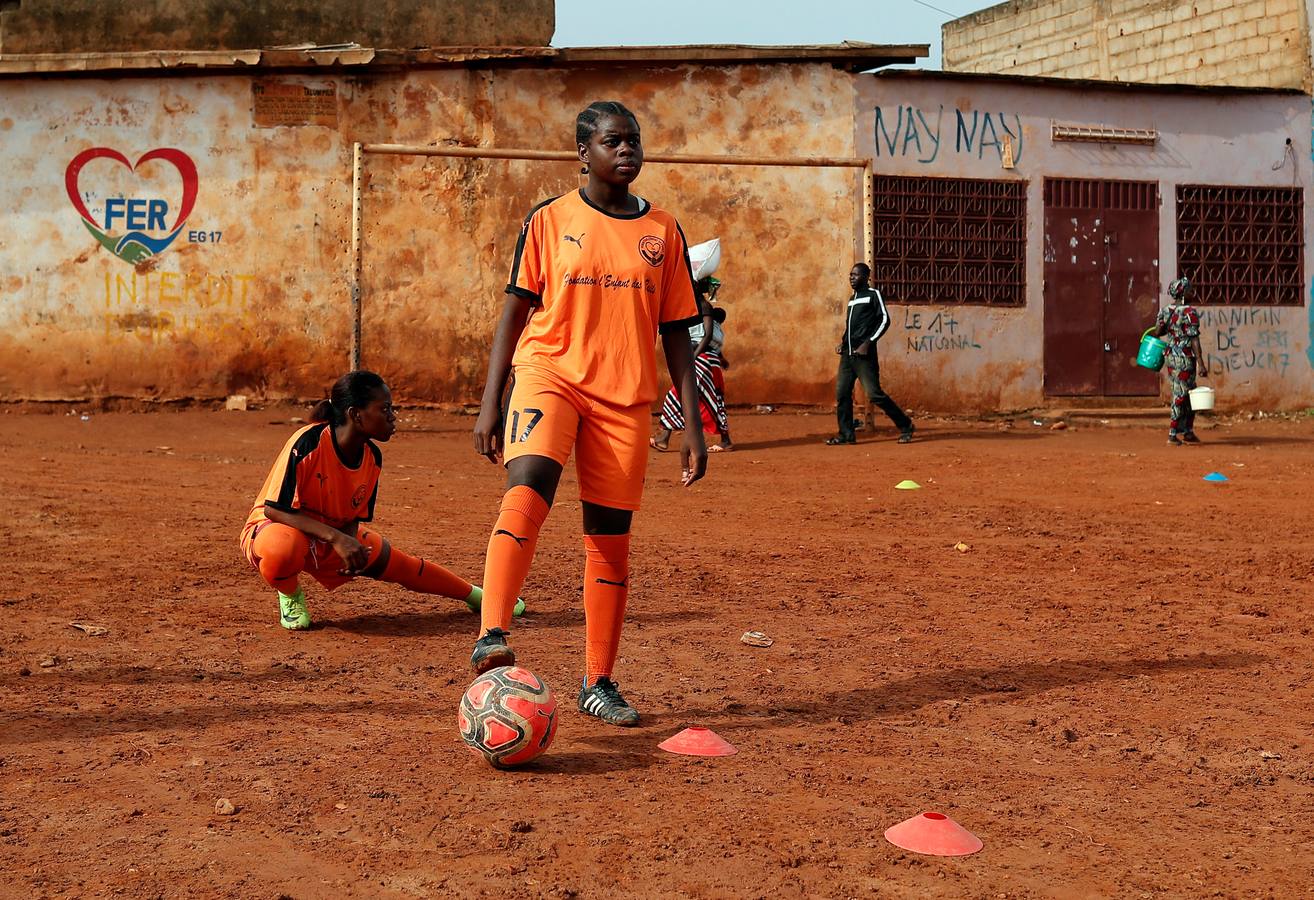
[1166, 354, 1198, 436]
[836, 352, 910, 439]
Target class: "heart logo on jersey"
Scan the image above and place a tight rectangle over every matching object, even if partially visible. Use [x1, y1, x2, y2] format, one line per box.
[638, 235, 666, 267]
[65, 147, 199, 265]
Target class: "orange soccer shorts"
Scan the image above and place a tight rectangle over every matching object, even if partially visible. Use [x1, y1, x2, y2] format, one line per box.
[242, 520, 385, 591]
[502, 365, 650, 511]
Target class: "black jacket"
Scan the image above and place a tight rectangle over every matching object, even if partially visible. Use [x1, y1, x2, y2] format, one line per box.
[840, 287, 891, 355]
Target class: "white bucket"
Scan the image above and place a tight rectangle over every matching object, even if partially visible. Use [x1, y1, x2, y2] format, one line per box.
[1189, 386, 1215, 410]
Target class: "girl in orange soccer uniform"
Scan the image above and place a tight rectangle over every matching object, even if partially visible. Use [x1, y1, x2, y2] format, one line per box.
[470, 101, 708, 726]
[241, 370, 522, 629]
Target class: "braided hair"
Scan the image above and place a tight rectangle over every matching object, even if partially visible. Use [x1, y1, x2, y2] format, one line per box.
[309, 370, 386, 426]
[576, 101, 640, 146]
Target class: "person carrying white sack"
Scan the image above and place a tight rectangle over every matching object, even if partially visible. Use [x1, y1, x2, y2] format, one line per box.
[651, 239, 733, 452]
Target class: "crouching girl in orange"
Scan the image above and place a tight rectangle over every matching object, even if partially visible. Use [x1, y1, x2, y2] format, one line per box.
[240, 370, 522, 629]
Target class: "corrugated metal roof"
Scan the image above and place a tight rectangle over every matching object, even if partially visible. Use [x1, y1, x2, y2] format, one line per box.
[872, 67, 1306, 96]
[0, 42, 924, 76]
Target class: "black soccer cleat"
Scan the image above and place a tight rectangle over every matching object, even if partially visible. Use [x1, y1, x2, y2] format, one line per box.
[898, 423, 916, 444]
[471, 627, 515, 674]
[577, 676, 641, 727]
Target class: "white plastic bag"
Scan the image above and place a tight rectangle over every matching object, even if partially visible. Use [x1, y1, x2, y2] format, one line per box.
[688, 238, 721, 281]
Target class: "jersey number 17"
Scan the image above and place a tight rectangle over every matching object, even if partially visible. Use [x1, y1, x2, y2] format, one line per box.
[508, 408, 544, 444]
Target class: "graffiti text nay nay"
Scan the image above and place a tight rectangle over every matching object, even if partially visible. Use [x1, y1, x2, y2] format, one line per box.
[873, 105, 1023, 165]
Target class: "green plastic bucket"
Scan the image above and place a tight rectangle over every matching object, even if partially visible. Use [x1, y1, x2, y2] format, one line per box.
[1136, 329, 1167, 371]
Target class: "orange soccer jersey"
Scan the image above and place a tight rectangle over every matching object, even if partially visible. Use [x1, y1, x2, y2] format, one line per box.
[507, 189, 701, 407]
[240, 422, 382, 547]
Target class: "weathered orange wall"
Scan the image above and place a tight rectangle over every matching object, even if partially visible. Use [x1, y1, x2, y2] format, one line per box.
[0, 63, 862, 406]
[355, 65, 860, 404]
[0, 0, 554, 52]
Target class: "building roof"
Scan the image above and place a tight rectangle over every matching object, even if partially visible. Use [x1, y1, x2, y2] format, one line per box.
[871, 67, 1306, 96]
[0, 45, 540, 74]
[0, 42, 925, 76]
[554, 42, 926, 72]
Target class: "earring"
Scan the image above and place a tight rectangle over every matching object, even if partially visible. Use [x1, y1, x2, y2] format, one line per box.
[580, 165, 588, 175]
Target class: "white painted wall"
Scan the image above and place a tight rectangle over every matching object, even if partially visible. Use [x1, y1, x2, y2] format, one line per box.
[855, 72, 1314, 412]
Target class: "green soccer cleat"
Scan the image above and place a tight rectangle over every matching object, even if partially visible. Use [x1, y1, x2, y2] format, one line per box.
[464, 585, 526, 617]
[278, 588, 311, 630]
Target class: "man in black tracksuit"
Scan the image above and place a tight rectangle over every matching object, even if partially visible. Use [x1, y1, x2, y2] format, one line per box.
[826, 262, 914, 445]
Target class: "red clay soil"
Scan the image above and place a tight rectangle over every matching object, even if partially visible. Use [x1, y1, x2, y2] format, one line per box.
[3, 407, 1313, 899]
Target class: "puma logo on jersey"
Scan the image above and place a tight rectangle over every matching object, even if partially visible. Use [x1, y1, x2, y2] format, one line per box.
[563, 233, 585, 249]
[495, 529, 529, 547]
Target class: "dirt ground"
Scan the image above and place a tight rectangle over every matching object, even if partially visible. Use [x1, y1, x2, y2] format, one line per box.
[3, 405, 1314, 899]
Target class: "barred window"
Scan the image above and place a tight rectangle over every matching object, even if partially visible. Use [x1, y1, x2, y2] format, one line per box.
[1176, 185, 1303, 306]
[872, 175, 1026, 306]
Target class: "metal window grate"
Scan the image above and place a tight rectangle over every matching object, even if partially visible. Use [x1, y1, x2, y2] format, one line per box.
[1176, 184, 1303, 306]
[1045, 177, 1158, 211]
[872, 175, 1026, 306]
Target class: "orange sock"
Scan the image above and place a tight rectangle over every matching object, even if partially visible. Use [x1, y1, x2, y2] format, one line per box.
[583, 533, 630, 684]
[385, 551, 472, 599]
[251, 522, 310, 594]
[355, 531, 473, 599]
[480, 485, 550, 634]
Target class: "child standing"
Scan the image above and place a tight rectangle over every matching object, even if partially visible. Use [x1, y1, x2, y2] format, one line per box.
[241, 371, 521, 629]
[470, 100, 707, 727]
[1152, 276, 1209, 445]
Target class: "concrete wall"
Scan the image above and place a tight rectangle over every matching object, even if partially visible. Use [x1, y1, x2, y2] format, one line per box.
[857, 73, 1314, 412]
[944, 0, 1310, 91]
[0, 0, 554, 53]
[6, 63, 1311, 413]
[0, 63, 860, 405]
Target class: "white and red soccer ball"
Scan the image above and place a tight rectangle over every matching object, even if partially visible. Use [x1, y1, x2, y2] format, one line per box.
[458, 666, 558, 768]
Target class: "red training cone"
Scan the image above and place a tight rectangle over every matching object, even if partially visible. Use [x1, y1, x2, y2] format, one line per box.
[658, 726, 737, 757]
[884, 811, 983, 857]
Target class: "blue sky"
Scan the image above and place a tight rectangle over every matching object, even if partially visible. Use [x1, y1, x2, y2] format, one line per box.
[552, 0, 993, 68]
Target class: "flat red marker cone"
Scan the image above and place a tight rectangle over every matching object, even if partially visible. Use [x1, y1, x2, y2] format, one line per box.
[658, 726, 737, 757]
[884, 811, 983, 857]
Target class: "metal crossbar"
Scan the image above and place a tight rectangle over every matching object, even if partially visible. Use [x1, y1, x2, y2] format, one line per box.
[349, 142, 875, 368]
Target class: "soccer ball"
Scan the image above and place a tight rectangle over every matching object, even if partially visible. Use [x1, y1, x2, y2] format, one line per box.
[458, 666, 558, 768]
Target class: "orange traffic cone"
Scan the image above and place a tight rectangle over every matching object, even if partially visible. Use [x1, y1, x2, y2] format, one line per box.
[658, 727, 737, 757]
[884, 812, 982, 856]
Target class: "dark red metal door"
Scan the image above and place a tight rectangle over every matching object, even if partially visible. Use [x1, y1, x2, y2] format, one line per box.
[1044, 179, 1160, 397]
[1044, 179, 1104, 396]
[1101, 181, 1160, 395]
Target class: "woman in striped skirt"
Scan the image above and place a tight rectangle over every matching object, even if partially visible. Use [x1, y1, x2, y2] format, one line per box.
[650, 278, 733, 452]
